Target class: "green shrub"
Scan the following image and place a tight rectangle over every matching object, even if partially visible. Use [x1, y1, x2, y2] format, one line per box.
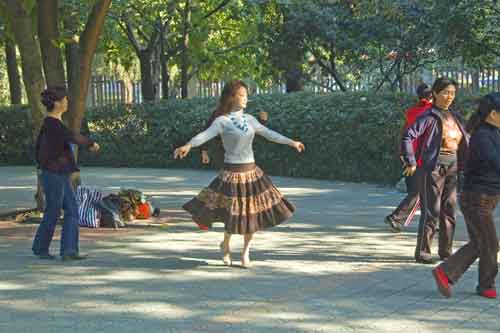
[0, 92, 481, 184]
[0, 105, 33, 165]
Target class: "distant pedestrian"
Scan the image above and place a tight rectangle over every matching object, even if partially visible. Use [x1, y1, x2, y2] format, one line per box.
[385, 83, 432, 232]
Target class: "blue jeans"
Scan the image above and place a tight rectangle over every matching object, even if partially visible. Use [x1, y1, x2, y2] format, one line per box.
[32, 170, 80, 256]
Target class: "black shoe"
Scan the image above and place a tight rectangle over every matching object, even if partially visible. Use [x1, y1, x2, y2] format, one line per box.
[384, 215, 401, 233]
[38, 253, 56, 260]
[415, 256, 435, 264]
[62, 254, 88, 261]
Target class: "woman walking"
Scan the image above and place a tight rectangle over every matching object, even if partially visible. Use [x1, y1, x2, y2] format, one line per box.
[174, 80, 305, 268]
[401, 77, 468, 264]
[433, 93, 500, 299]
[385, 83, 433, 232]
[32, 87, 100, 260]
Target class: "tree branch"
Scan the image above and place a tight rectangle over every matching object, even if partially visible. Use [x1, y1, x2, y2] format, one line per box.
[122, 16, 142, 54]
[202, 0, 232, 20]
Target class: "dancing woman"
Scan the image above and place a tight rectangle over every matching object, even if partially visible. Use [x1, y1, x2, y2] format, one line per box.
[174, 80, 305, 268]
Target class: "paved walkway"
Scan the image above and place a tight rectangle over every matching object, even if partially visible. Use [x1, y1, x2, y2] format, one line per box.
[0, 166, 499, 332]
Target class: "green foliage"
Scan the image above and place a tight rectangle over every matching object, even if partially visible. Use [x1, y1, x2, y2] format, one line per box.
[0, 105, 33, 165]
[21, 0, 37, 14]
[0, 92, 481, 184]
[430, 0, 500, 66]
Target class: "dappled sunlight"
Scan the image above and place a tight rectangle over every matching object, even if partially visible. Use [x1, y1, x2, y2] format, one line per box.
[73, 300, 194, 319]
[0, 186, 35, 190]
[79, 286, 131, 296]
[0, 166, 494, 331]
[279, 187, 337, 196]
[87, 269, 167, 282]
[140, 190, 201, 196]
[212, 305, 323, 324]
[155, 176, 188, 182]
[0, 299, 50, 312]
[0, 282, 30, 291]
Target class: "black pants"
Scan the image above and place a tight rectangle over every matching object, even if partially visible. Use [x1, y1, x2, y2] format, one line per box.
[389, 175, 419, 224]
[415, 163, 458, 260]
[442, 192, 500, 291]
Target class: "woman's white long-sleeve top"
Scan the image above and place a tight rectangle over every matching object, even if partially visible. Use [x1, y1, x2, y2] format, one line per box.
[188, 110, 294, 164]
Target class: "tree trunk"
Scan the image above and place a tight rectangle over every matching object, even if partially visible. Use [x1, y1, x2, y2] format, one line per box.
[3, 0, 47, 211]
[66, 0, 112, 134]
[285, 68, 304, 93]
[5, 38, 22, 104]
[38, 0, 66, 88]
[180, 0, 191, 99]
[472, 69, 480, 94]
[64, 0, 111, 192]
[123, 76, 134, 104]
[139, 51, 155, 102]
[4, 1, 46, 141]
[160, 55, 170, 100]
[65, 40, 80, 98]
[62, 4, 82, 191]
[160, 36, 170, 100]
[152, 43, 161, 100]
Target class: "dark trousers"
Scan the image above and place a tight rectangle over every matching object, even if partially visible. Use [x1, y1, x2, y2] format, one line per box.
[415, 163, 458, 260]
[212, 146, 225, 170]
[389, 175, 419, 223]
[442, 192, 500, 291]
[32, 170, 80, 257]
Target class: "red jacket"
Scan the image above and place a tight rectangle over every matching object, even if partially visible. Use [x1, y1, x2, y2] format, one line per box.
[400, 98, 432, 166]
[404, 99, 433, 130]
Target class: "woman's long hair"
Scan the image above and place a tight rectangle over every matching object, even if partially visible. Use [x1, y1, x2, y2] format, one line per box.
[466, 92, 500, 133]
[213, 80, 248, 118]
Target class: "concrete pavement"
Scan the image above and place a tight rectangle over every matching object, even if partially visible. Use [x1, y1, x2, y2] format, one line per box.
[0, 166, 498, 332]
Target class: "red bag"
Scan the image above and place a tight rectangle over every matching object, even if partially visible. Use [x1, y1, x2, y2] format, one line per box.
[135, 202, 152, 219]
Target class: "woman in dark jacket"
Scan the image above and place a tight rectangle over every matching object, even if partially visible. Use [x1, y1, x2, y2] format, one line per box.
[401, 77, 469, 264]
[32, 87, 99, 260]
[433, 93, 500, 299]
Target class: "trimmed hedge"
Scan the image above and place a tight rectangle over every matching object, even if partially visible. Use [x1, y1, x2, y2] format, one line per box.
[0, 105, 33, 165]
[0, 92, 480, 184]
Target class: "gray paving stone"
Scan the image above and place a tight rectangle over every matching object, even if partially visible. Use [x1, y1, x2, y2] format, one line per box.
[1, 166, 499, 332]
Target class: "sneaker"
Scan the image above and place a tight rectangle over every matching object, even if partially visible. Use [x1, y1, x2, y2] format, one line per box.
[417, 259, 434, 265]
[384, 215, 401, 233]
[415, 254, 435, 264]
[195, 222, 209, 231]
[476, 287, 497, 299]
[432, 266, 452, 297]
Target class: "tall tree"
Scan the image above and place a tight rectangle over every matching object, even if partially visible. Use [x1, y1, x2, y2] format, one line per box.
[2, 0, 47, 210]
[1, 0, 45, 139]
[38, 0, 66, 88]
[180, 0, 191, 99]
[64, 0, 112, 134]
[4, 36, 22, 104]
[110, 0, 174, 102]
[1, 0, 112, 208]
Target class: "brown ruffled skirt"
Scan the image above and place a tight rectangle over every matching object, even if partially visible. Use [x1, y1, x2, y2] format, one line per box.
[182, 163, 295, 234]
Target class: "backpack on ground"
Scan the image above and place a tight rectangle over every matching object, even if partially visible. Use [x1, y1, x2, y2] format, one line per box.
[98, 194, 126, 229]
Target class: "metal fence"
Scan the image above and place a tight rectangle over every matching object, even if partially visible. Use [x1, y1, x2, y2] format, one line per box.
[86, 67, 500, 107]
